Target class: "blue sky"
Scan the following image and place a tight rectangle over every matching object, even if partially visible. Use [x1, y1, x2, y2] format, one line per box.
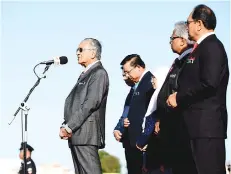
[0, 1, 230, 173]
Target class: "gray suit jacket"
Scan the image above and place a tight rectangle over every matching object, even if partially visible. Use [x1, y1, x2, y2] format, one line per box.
[64, 61, 109, 148]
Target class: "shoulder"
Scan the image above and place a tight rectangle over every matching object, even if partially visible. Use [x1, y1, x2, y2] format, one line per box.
[146, 71, 153, 77]
[200, 35, 224, 50]
[30, 159, 35, 164]
[89, 66, 109, 85]
[94, 69, 109, 83]
[142, 71, 153, 82]
[200, 37, 226, 60]
[92, 65, 108, 77]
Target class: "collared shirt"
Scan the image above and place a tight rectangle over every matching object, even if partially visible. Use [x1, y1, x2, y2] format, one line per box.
[197, 32, 215, 44]
[83, 60, 100, 73]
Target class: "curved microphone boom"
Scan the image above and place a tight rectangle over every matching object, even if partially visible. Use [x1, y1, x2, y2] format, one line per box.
[10, 56, 68, 174]
[40, 56, 68, 65]
[9, 56, 68, 125]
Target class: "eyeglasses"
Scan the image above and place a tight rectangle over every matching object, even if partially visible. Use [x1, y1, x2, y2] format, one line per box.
[185, 20, 195, 25]
[170, 36, 181, 42]
[76, 47, 95, 53]
[123, 67, 136, 76]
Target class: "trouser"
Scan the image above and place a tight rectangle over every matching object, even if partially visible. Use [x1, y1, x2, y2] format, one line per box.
[70, 145, 101, 174]
[190, 138, 226, 174]
[125, 145, 143, 174]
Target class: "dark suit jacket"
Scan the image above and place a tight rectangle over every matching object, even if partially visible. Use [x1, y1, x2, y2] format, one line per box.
[176, 34, 229, 139]
[64, 62, 109, 148]
[157, 48, 192, 139]
[123, 71, 155, 147]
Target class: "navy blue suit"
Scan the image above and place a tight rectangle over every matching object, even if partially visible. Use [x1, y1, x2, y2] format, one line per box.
[125, 71, 155, 147]
[122, 71, 154, 174]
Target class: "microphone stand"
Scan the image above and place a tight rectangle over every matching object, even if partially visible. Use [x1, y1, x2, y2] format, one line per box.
[9, 64, 51, 174]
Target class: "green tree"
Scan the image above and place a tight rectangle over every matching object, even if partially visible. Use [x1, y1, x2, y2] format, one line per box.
[99, 150, 121, 173]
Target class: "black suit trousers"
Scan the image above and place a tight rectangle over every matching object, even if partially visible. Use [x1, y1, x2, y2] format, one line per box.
[190, 138, 226, 174]
[125, 145, 143, 174]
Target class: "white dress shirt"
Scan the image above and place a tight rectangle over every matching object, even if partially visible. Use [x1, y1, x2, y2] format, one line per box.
[197, 31, 215, 44]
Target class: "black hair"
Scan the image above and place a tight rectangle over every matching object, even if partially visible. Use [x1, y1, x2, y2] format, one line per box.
[192, 4, 216, 30]
[120, 54, 145, 68]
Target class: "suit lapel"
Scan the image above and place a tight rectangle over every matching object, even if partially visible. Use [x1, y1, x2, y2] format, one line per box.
[130, 71, 152, 100]
[78, 61, 102, 82]
[188, 34, 216, 61]
[67, 61, 102, 99]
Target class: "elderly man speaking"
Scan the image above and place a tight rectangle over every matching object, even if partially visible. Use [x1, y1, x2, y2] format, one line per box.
[59, 38, 109, 174]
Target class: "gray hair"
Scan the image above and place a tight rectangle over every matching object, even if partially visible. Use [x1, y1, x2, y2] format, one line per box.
[83, 38, 102, 60]
[174, 21, 195, 45]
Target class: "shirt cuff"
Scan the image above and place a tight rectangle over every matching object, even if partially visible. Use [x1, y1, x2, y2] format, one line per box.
[61, 124, 72, 134]
[65, 124, 72, 134]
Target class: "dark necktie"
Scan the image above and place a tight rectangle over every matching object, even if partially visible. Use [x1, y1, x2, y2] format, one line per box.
[78, 72, 84, 81]
[130, 87, 135, 95]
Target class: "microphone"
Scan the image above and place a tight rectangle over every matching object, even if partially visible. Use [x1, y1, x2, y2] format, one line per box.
[40, 56, 68, 65]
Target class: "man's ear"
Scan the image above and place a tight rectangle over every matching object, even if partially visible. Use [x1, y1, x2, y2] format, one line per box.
[181, 38, 187, 46]
[91, 50, 97, 59]
[197, 20, 203, 31]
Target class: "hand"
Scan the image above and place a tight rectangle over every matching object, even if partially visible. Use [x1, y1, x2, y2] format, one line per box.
[123, 118, 130, 127]
[166, 92, 177, 108]
[136, 144, 148, 151]
[59, 128, 72, 140]
[113, 130, 122, 142]
[59, 128, 68, 139]
[154, 120, 160, 135]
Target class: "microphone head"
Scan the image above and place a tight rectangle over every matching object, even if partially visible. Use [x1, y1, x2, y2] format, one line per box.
[59, 56, 68, 65]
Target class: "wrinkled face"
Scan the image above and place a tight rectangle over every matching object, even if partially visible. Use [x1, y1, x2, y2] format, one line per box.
[170, 30, 183, 54]
[122, 61, 141, 83]
[186, 12, 198, 41]
[76, 41, 96, 67]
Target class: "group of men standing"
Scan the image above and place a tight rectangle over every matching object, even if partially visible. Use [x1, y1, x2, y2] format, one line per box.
[54, 3, 229, 174]
[113, 4, 229, 174]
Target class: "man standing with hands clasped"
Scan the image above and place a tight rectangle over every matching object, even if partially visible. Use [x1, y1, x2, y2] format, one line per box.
[113, 68, 135, 142]
[59, 38, 109, 174]
[167, 4, 229, 174]
[120, 54, 155, 174]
